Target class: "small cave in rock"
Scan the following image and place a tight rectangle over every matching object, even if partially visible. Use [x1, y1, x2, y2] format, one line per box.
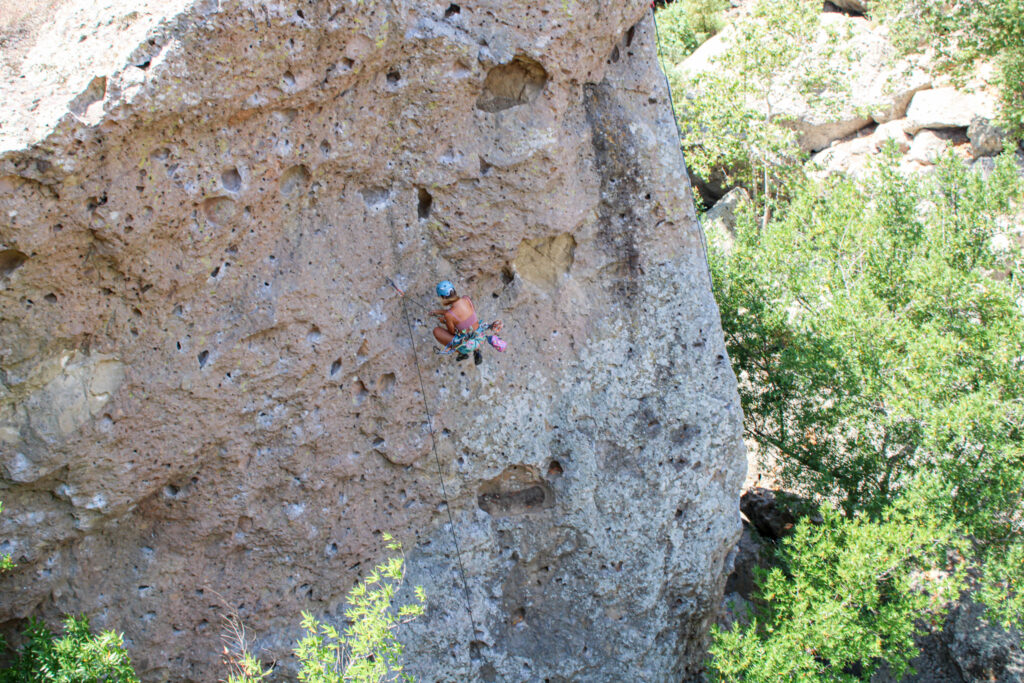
[0, 249, 29, 278]
[352, 379, 369, 405]
[86, 193, 107, 212]
[377, 372, 396, 395]
[477, 465, 554, 517]
[444, 3, 460, 18]
[280, 165, 311, 196]
[417, 188, 433, 219]
[356, 339, 371, 362]
[197, 350, 210, 368]
[386, 69, 401, 85]
[221, 167, 242, 192]
[476, 56, 549, 113]
[547, 460, 563, 477]
[202, 196, 237, 225]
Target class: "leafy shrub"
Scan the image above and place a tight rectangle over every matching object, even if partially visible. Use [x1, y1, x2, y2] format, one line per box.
[667, 0, 849, 206]
[227, 534, 425, 683]
[715, 146, 1024, 520]
[0, 616, 138, 683]
[708, 501, 964, 682]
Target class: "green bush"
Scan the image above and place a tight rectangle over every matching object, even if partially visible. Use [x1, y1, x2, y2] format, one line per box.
[708, 501, 964, 682]
[0, 616, 138, 683]
[227, 534, 425, 683]
[0, 507, 136, 682]
[668, 0, 849, 206]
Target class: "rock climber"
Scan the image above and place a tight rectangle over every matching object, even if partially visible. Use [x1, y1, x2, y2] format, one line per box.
[431, 280, 504, 364]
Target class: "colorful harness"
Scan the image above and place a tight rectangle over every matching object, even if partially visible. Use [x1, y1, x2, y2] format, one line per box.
[437, 321, 505, 356]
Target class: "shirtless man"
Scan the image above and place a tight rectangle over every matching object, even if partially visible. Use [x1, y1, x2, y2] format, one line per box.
[431, 280, 503, 363]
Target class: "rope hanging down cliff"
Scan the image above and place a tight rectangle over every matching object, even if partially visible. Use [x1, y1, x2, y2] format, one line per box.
[385, 276, 486, 668]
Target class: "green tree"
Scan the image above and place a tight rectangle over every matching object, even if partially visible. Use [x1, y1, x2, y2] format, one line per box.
[655, 0, 729, 65]
[0, 616, 139, 683]
[227, 534, 425, 683]
[707, 145, 1024, 679]
[667, 0, 854, 210]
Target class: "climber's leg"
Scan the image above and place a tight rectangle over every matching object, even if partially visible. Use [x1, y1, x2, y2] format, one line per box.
[433, 327, 454, 347]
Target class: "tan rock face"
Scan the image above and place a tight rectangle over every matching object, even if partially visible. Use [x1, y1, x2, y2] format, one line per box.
[0, 1, 745, 680]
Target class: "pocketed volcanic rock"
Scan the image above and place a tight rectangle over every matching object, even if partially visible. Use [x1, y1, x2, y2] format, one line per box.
[0, 1, 746, 680]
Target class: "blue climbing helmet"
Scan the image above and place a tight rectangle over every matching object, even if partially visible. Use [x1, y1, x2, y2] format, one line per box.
[436, 280, 455, 297]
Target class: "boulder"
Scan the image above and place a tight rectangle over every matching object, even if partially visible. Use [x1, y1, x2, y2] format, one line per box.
[703, 186, 750, 252]
[811, 126, 877, 179]
[0, 1, 746, 680]
[768, 15, 931, 152]
[871, 119, 913, 153]
[906, 128, 971, 165]
[967, 116, 1008, 158]
[946, 599, 1024, 683]
[907, 130, 953, 164]
[905, 87, 999, 134]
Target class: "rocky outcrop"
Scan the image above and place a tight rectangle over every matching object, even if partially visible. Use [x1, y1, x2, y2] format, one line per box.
[904, 87, 998, 134]
[676, 5, 1020, 186]
[675, 13, 931, 154]
[0, 0, 745, 680]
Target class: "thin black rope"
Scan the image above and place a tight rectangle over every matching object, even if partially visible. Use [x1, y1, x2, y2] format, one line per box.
[651, 6, 716, 295]
[393, 282, 481, 652]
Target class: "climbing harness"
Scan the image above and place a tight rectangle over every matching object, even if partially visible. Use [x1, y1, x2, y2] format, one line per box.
[436, 320, 505, 357]
[651, 5, 716, 295]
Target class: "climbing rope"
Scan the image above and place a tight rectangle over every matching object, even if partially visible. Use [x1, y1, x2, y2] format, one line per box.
[650, 5, 716, 295]
[387, 276, 484, 667]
